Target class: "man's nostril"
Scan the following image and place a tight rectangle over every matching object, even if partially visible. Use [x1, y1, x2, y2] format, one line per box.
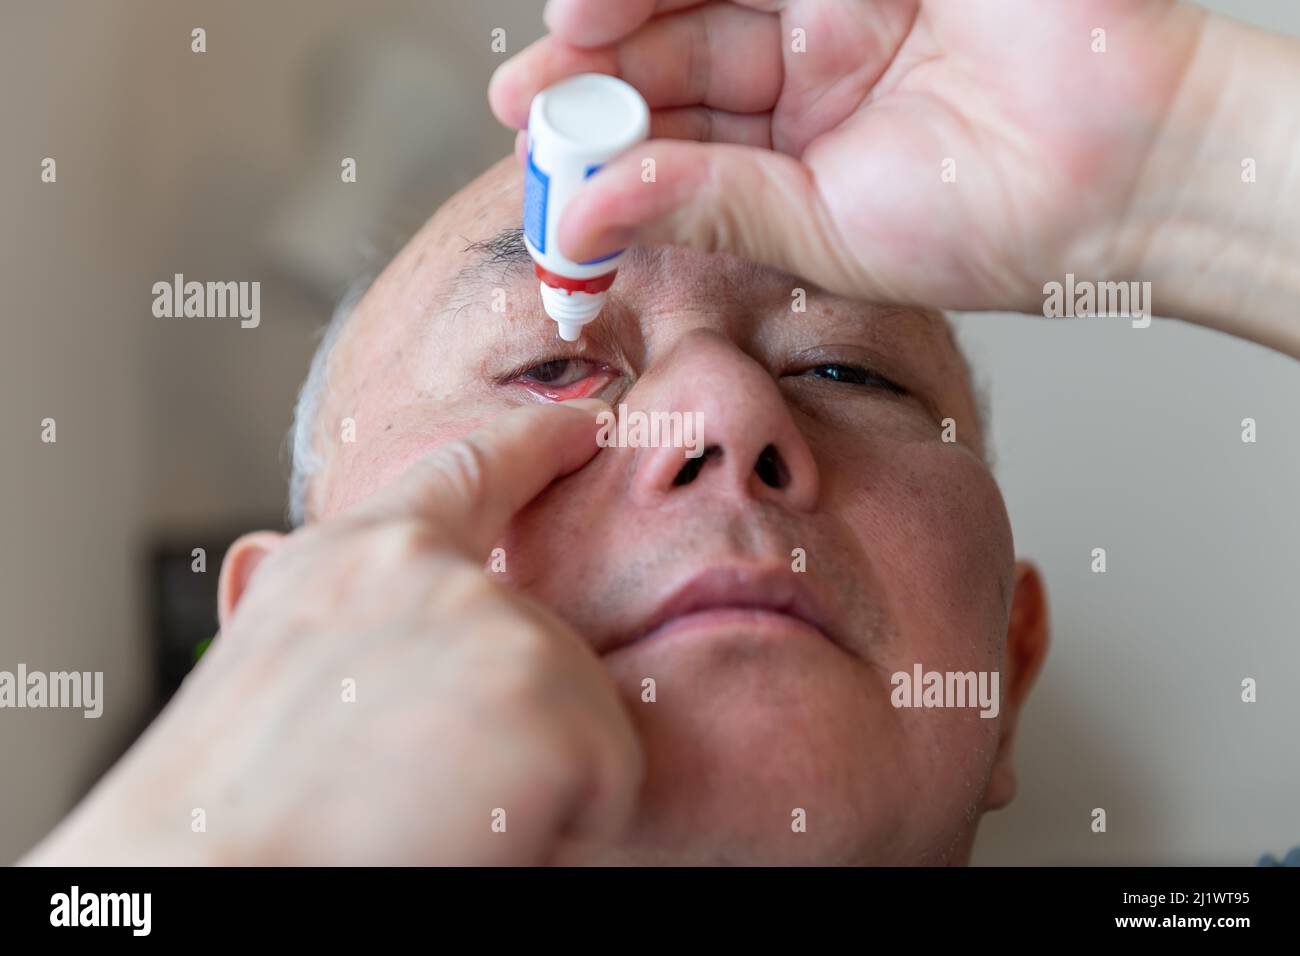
[753, 444, 790, 490]
[673, 457, 704, 486]
[672, 444, 790, 489]
[673, 445, 722, 486]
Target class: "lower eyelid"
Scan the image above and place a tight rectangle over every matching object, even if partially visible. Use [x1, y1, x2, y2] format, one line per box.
[520, 381, 599, 401]
[515, 370, 620, 402]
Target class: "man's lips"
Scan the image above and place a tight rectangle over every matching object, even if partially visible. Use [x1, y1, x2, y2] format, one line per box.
[601, 565, 838, 656]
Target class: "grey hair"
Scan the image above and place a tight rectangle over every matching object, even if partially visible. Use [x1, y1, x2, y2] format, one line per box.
[286, 279, 372, 527]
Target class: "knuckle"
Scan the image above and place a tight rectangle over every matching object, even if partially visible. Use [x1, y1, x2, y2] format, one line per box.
[606, 714, 646, 788]
[588, 690, 643, 782]
[507, 720, 589, 808]
[364, 520, 439, 567]
[464, 625, 576, 735]
[487, 622, 561, 699]
[435, 562, 502, 616]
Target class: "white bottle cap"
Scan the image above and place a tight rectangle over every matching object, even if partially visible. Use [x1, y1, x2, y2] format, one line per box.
[531, 73, 650, 161]
[539, 282, 607, 341]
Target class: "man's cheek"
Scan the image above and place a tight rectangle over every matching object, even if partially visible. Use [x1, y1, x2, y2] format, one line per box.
[897, 706, 1004, 817]
[488, 493, 619, 643]
[319, 412, 479, 520]
[859, 456, 1013, 656]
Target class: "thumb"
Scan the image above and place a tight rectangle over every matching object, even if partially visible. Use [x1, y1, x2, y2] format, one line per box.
[352, 398, 610, 561]
[558, 141, 845, 291]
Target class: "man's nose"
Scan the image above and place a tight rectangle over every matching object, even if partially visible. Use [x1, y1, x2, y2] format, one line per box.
[625, 330, 819, 511]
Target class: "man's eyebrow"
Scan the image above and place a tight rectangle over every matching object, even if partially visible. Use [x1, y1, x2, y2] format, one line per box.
[454, 225, 655, 290]
[455, 227, 532, 287]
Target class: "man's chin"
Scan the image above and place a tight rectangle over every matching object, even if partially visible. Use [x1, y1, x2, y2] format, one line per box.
[576, 638, 902, 865]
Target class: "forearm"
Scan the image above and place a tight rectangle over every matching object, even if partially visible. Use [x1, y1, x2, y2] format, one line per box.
[18, 769, 216, 867]
[1119, 9, 1300, 357]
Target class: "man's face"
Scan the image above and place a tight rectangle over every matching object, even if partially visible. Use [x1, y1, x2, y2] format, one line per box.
[309, 157, 1021, 865]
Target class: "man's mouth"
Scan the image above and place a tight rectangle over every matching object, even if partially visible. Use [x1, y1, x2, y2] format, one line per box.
[601, 564, 838, 656]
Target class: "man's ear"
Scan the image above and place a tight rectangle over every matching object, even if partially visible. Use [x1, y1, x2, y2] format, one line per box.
[217, 531, 285, 630]
[984, 560, 1050, 811]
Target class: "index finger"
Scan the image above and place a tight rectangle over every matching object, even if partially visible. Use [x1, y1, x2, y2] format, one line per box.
[544, 0, 788, 47]
[543, 0, 704, 49]
[490, 4, 783, 129]
[353, 398, 611, 560]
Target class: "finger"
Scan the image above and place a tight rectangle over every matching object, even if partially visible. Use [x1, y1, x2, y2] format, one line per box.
[558, 140, 844, 291]
[461, 603, 643, 852]
[490, 36, 614, 130]
[542, 0, 786, 49]
[651, 106, 773, 148]
[354, 399, 611, 559]
[495, 595, 645, 845]
[514, 128, 528, 170]
[518, 107, 770, 164]
[542, 0, 700, 49]
[559, 687, 645, 843]
[490, 4, 783, 130]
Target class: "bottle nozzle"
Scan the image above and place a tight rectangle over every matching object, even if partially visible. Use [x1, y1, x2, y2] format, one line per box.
[539, 282, 606, 341]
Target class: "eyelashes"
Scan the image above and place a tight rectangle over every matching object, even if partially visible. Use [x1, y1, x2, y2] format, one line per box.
[518, 357, 597, 388]
[503, 356, 614, 386]
[500, 354, 622, 401]
[798, 363, 908, 396]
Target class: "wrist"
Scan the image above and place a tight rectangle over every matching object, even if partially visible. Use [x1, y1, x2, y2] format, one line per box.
[1112, 9, 1300, 356]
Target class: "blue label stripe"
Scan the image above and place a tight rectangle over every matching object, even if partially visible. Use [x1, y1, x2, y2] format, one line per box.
[524, 147, 549, 255]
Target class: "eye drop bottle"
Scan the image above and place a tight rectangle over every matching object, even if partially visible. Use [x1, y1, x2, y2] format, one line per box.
[523, 73, 650, 341]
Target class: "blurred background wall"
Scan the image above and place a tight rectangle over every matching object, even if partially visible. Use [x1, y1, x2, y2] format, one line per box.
[1, 0, 1296, 865]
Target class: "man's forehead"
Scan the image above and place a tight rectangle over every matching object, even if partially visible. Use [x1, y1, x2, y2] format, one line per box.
[390, 158, 801, 314]
[366, 157, 952, 339]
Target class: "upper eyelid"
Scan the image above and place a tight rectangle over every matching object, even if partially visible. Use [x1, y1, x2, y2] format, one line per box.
[499, 354, 624, 386]
[790, 356, 947, 427]
[785, 359, 907, 392]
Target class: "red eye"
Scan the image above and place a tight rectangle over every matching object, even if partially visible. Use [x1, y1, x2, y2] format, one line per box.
[515, 357, 618, 400]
